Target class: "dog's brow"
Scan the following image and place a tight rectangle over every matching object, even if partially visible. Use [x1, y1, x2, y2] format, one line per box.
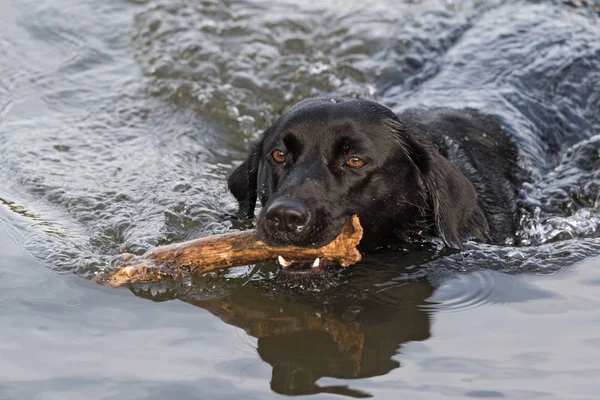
[334, 136, 365, 153]
[283, 132, 303, 153]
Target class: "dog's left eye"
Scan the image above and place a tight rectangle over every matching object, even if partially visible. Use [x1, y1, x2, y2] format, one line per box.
[346, 156, 366, 168]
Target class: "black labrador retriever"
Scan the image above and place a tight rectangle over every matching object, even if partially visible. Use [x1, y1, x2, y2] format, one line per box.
[228, 97, 526, 259]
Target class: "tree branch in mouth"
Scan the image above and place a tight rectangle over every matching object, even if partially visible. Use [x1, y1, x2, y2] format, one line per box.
[98, 215, 363, 287]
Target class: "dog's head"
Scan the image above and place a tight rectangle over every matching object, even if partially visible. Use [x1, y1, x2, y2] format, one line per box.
[228, 97, 488, 250]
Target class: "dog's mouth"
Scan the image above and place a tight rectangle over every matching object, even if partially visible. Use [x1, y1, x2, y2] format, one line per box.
[275, 255, 338, 275]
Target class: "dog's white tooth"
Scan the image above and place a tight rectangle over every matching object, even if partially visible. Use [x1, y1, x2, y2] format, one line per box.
[312, 258, 320, 268]
[278, 255, 292, 268]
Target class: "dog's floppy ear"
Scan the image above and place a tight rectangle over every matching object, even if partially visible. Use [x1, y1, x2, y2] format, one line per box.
[421, 149, 490, 248]
[228, 140, 262, 219]
[390, 123, 490, 249]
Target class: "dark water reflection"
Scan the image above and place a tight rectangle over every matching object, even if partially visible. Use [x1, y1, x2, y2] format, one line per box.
[133, 257, 435, 397]
[2, 0, 600, 398]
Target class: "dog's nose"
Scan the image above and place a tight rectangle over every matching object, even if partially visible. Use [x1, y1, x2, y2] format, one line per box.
[265, 198, 309, 233]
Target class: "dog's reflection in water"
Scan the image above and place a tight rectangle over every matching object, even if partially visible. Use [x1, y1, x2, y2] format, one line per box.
[132, 254, 435, 398]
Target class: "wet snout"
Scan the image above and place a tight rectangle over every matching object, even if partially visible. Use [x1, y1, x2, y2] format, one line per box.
[264, 198, 310, 236]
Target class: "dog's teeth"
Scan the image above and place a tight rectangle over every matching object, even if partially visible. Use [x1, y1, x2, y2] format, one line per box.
[278, 255, 292, 268]
[312, 258, 320, 268]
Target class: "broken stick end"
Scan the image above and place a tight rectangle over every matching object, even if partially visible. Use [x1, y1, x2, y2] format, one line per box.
[95, 253, 156, 288]
[328, 215, 363, 267]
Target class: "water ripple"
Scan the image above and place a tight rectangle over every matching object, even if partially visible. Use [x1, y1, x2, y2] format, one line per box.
[425, 269, 557, 314]
[132, 0, 499, 133]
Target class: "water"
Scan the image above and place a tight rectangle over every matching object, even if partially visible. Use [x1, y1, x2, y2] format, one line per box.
[1, 0, 599, 398]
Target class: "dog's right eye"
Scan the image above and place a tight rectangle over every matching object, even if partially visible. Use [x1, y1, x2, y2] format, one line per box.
[272, 149, 287, 164]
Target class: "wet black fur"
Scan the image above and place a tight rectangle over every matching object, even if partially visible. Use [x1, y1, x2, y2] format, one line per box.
[228, 97, 525, 251]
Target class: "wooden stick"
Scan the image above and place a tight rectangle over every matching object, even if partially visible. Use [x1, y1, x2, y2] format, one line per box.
[98, 215, 363, 287]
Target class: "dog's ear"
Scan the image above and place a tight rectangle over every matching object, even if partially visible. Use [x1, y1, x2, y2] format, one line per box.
[228, 140, 262, 219]
[388, 120, 490, 249]
[421, 149, 490, 248]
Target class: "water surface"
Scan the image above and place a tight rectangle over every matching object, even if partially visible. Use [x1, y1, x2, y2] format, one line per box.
[1, 0, 599, 398]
